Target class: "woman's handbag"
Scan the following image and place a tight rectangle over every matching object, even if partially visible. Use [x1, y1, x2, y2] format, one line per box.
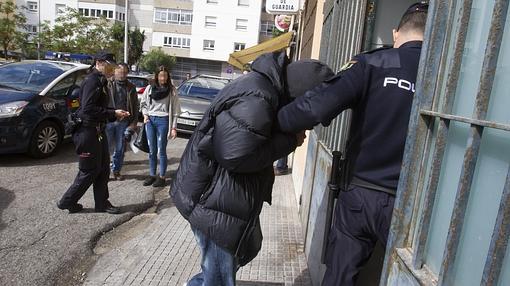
[133, 123, 150, 153]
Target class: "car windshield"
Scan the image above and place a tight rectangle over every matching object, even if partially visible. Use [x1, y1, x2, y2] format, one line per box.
[0, 61, 74, 93]
[179, 77, 230, 100]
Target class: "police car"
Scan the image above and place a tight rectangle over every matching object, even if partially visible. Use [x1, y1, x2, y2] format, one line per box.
[0, 60, 89, 158]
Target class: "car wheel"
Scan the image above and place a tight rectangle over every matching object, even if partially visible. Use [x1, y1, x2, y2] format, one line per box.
[29, 121, 61, 158]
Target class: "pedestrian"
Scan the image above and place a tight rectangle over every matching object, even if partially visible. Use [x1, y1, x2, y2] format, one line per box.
[105, 63, 139, 181]
[57, 51, 130, 214]
[277, 3, 428, 285]
[140, 66, 181, 188]
[185, 72, 192, 80]
[171, 51, 334, 286]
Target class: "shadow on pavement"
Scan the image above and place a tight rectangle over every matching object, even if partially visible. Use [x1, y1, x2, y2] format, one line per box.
[237, 282, 284, 286]
[0, 143, 77, 167]
[0, 188, 16, 232]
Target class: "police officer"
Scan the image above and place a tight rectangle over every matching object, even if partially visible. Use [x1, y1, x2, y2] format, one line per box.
[58, 51, 130, 214]
[277, 3, 428, 285]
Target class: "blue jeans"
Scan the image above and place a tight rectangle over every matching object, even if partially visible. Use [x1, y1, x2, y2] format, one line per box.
[146, 116, 169, 177]
[188, 227, 237, 286]
[105, 120, 129, 172]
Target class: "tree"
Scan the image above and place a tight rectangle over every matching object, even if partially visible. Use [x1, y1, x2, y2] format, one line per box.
[0, 1, 26, 59]
[139, 48, 175, 73]
[129, 27, 145, 66]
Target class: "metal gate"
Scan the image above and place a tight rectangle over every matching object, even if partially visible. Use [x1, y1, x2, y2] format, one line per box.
[382, 0, 510, 285]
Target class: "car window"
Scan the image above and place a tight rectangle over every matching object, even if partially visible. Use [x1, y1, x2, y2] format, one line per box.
[74, 69, 88, 87]
[47, 73, 76, 98]
[180, 77, 229, 100]
[128, 77, 149, 88]
[0, 62, 69, 93]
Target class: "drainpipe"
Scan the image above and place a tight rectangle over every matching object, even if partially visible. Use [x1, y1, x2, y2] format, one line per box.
[124, 0, 129, 64]
[362, 0, 377, 52]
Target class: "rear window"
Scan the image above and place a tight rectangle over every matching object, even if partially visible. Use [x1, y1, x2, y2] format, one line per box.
[128, 77, 150, 88]
[178, 77, 229, 100]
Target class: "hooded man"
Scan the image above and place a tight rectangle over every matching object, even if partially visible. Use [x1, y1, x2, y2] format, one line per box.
[171, 51, 333, 286]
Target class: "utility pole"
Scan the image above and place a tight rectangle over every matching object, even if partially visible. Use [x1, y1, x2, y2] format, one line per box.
[37, 0, 41, 60]
[124, 0, 128, 64]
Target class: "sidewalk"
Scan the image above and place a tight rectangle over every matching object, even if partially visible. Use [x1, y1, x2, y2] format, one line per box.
[84, 173, 312, 286]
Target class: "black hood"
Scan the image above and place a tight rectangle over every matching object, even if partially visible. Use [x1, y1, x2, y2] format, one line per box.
[251, 51, 289, 96]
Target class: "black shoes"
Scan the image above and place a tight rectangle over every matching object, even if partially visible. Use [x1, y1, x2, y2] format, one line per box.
[57, 202, 83, 213]
[153, 177, 166, 188]
[143, 176, 156, 186]
[95, 201, 122, 214]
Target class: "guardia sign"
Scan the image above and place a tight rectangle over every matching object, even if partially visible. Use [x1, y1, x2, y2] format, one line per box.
[265, 0, 300, 14]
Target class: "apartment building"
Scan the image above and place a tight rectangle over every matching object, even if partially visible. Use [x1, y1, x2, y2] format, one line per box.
[15, 0, 277, 80]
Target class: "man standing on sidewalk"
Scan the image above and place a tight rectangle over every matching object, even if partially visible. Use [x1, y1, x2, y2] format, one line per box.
[171, 52, 333, 285]
[277, 3, 428, 285]
[106, 63, 139, 180]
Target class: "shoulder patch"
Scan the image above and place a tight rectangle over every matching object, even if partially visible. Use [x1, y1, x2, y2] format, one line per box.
[339, 60, 358, 72]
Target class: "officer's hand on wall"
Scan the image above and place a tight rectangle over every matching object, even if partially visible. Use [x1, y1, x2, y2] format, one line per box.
[296, 130, 306, 147]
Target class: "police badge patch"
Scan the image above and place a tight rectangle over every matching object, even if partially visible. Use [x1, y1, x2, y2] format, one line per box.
[339, 60, 357, 72]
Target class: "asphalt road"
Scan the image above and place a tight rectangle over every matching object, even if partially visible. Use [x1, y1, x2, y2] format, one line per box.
[0, 136, 188, 286]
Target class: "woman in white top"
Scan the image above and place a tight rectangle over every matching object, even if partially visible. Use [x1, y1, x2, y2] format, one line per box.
[139, 66, 181, 187]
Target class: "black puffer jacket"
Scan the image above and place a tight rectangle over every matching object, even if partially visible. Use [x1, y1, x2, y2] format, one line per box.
[170, 52, 297, 266]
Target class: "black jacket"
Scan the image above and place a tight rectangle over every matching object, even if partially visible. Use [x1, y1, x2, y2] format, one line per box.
[77, 68, 116, 125]
[106, 79, 139, 125]
[278, 41, 422, 190]
[171, 52, 297, 266]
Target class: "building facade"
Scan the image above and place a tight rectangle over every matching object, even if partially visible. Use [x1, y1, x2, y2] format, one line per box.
[14, 0, 277, 81]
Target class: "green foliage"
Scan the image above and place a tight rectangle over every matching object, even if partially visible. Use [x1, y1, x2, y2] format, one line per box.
[139, 48, 175, 74]
[0, 1, 27, 59]
[37, 7, 121, 58]
[128, 27, 145, 66]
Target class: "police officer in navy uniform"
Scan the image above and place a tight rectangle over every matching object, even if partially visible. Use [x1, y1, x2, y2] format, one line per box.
[58, 52, 130, 214]
[277, 3, 428, 285]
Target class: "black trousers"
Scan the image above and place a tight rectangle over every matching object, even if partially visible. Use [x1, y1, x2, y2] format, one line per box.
[59, 126, 110, 209]
[322, 186, 395, 286]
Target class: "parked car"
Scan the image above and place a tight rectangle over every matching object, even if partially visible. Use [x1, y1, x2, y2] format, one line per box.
[176, 75, 231, 134]
[127, 74, 151, 101]
[0, 60, 88, 158]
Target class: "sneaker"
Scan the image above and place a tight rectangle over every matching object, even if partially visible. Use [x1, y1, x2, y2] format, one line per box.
[143, 176, 156, 186]
[274, 167, 289, 176]
[95, 200, 122, 214]
[57, 202, 83, 213]
[153, 177, 166, 188]
[113, 171, 124, 181]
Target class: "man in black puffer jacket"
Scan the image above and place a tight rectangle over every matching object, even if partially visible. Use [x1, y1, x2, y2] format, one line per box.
[171, 51, 333, 286]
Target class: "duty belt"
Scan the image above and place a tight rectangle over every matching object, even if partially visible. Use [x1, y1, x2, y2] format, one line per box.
[350, 177, 396, 196]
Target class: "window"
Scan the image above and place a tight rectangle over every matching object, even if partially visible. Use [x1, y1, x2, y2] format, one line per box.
[55, 4, 66, 15]
[260, 20, 274, 36]
[164, 36, 191, 49]
[236, 19, 248, 31]
[154, 8, 193, 25]
[108, 10, 113, 19]
[84, 8, 89, 17]
[207, 0, 218, 3]
[27, 1, 38, 12]
[102, 10, 108, 18]
[238, 0, 249, 6]
[90, 9, 96, 17]
[26, 25, 38, 34]
[79, 8, 84, 15]
[203, 40, 215, 51]
[234, 43, 245, 51]
[116, 12, 119, 20]
[205, 16, 217, 28]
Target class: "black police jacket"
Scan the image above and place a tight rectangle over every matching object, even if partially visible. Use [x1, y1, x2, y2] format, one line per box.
[278, 41, 422, 190]
[77, 68, 116, 125]
[171, 52, 297, 266]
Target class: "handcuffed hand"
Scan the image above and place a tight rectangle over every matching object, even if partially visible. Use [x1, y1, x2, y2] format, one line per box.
[143, 115, 150, 123]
